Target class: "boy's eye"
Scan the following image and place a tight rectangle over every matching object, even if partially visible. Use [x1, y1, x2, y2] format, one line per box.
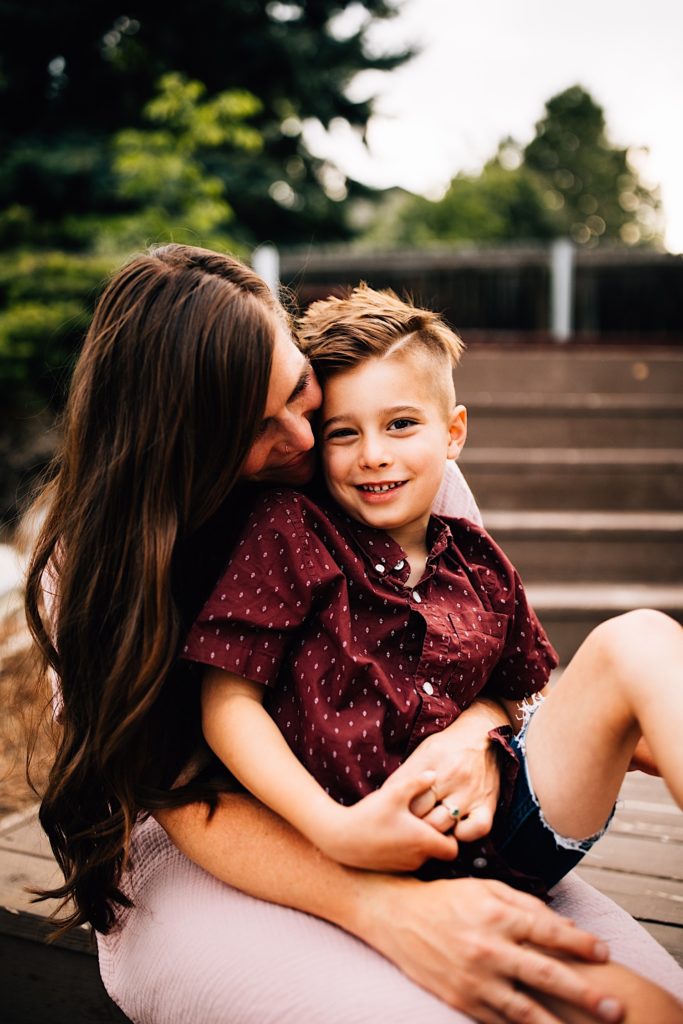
[325, 427, 357, 441]
[388, 418, 418, 431]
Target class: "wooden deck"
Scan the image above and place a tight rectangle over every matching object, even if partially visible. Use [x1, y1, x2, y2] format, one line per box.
[0, 773, 681, 1022]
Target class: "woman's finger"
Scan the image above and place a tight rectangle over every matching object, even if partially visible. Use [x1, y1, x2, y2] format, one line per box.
[485, 980, 564, 1024]
[393, 769, 438, 804]
[422, 803, 461, 833]
[503, 945, 624, 1023]
[490, 883, 609, 962]
[408, 785, 436, 818]
[454, 801, 495, 841]
[472, 1006, 508, 1024]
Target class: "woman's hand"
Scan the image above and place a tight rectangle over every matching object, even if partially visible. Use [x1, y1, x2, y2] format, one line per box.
[353, 873, 624, 1024]
[395, 698, 509, 844]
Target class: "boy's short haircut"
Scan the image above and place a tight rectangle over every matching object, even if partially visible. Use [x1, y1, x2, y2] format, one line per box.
[297, 284, 464, 392]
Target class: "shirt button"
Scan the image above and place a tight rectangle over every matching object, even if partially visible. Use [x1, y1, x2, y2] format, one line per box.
[422, 681, 434, 696]
[394, 560, 405, 570]
[473, 856, 488, 870]
[374, 563, 385, 573]
[412, 591, 422, 603]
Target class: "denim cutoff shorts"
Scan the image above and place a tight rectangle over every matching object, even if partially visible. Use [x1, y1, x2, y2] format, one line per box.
[496, 699, 615, 891]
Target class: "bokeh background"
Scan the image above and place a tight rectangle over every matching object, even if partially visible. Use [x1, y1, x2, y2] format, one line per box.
[0, 0, 681, 533]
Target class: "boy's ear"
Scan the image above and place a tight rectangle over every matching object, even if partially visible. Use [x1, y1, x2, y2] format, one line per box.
[447, 405, 467, 460]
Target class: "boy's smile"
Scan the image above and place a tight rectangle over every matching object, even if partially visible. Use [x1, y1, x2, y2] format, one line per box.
[321, 352, 466, 554]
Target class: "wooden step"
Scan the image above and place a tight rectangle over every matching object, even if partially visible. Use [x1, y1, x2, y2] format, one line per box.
[483, 511, 683, 584]
[576, 771, 683, 968]
[465, 394, 683, 449]
[456, 347, 683, 397]
[0, 808, 129, 1023]
[526, 583, 683, 664]
[460, 448, 683, 511]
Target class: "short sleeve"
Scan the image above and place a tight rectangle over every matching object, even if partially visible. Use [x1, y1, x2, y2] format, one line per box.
[451, 522, 559, 701]
[182, 491, 327, 687]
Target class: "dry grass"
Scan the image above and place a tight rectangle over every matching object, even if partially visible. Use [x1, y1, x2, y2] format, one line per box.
[0, 591, 54, 817]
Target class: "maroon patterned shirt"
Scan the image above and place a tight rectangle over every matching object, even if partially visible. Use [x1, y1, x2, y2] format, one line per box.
[183, 489, 557, 815]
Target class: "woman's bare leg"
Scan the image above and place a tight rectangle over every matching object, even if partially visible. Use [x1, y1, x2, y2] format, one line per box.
[525, 609, 683, 842]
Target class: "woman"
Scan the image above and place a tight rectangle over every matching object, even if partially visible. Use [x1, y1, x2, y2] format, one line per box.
[26, 244, 683, 1024]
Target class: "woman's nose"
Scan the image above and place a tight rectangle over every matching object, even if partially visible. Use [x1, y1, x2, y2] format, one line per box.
[287, 412, 316, 452]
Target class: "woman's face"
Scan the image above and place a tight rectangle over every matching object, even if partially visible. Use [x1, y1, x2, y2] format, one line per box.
[241, 327, 322, 486]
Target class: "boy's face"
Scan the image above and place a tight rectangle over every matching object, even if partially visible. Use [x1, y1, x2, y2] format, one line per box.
[321, 352, 466, 548]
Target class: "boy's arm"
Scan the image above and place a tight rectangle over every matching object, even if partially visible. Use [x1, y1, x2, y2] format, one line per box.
[202, 667, 457, 871]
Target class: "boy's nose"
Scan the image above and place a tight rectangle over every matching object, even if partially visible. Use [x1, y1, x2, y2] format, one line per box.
[359, 437, 391, 469]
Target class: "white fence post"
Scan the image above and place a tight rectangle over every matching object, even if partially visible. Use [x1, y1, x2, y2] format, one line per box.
[252, 243, 280, 296]
[550, 238, 574, 343]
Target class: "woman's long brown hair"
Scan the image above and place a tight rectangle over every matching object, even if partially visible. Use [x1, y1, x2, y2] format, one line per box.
[24, 244, 280, 934]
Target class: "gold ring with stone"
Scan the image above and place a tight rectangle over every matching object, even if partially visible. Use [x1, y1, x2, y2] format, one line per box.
[441, 800, 461, 821]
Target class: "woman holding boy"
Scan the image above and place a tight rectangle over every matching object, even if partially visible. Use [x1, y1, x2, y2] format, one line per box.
[27, 245, 683, 1023]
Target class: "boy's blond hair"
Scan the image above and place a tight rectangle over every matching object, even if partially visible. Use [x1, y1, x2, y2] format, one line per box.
[297, 284, 464, 392]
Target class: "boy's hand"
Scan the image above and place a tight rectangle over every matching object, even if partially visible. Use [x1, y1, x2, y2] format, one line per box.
[316, 770, 458, 872]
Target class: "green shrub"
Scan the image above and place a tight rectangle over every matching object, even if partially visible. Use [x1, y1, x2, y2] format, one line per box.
[0, 251, 117, 415]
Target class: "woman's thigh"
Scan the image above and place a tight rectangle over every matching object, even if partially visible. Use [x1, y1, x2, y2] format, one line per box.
[98, 819, 683, 1023]
[98, 818, 468, 1024]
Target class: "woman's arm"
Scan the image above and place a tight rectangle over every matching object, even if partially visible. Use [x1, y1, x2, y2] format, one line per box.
[155, 795, 623, 1024]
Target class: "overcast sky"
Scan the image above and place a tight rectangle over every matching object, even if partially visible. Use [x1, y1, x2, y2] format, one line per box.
[307, 0, 683, 251]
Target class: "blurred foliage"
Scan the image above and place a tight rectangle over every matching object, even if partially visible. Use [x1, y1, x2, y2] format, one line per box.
[0, 1, 410, 414]
[378, 159, 557, 246]
[0, 251, 113, 412]
[382, 86, 663, 249]
[523, 85, 661, 247]
[0, 72, 267, 413]
[0, 0, 409, 248]
[104, 72, 263, 252]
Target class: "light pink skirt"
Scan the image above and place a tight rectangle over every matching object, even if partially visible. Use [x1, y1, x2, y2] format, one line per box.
[98, 816, 683, 1024]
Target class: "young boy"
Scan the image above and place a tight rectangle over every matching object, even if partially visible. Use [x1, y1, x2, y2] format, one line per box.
[183, 286, 682, 893]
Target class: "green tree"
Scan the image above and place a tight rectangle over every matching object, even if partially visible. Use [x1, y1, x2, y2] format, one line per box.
[0, 1, 412, 416]
[106, 72, 263, 252]
[0, 0, 410, 247]
[385, 148, 556, 246]
[524, 85, 661, 246]
[0, 73, 264, 412]
[384, 86, 662, 249]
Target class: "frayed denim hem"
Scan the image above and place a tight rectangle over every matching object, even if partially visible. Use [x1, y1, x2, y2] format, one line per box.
[513, 696, 615, 855]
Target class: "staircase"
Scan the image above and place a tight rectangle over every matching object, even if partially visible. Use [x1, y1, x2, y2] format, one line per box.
[457, 346, 683, 664]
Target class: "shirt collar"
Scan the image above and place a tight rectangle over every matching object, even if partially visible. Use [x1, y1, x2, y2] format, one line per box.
[320, 495, 455, 584]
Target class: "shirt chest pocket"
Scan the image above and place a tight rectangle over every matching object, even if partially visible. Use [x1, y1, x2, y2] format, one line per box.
[446, 609, 509, 698]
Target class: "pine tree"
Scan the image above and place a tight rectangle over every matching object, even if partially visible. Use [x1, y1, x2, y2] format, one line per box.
[0, 0, 411, 247]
